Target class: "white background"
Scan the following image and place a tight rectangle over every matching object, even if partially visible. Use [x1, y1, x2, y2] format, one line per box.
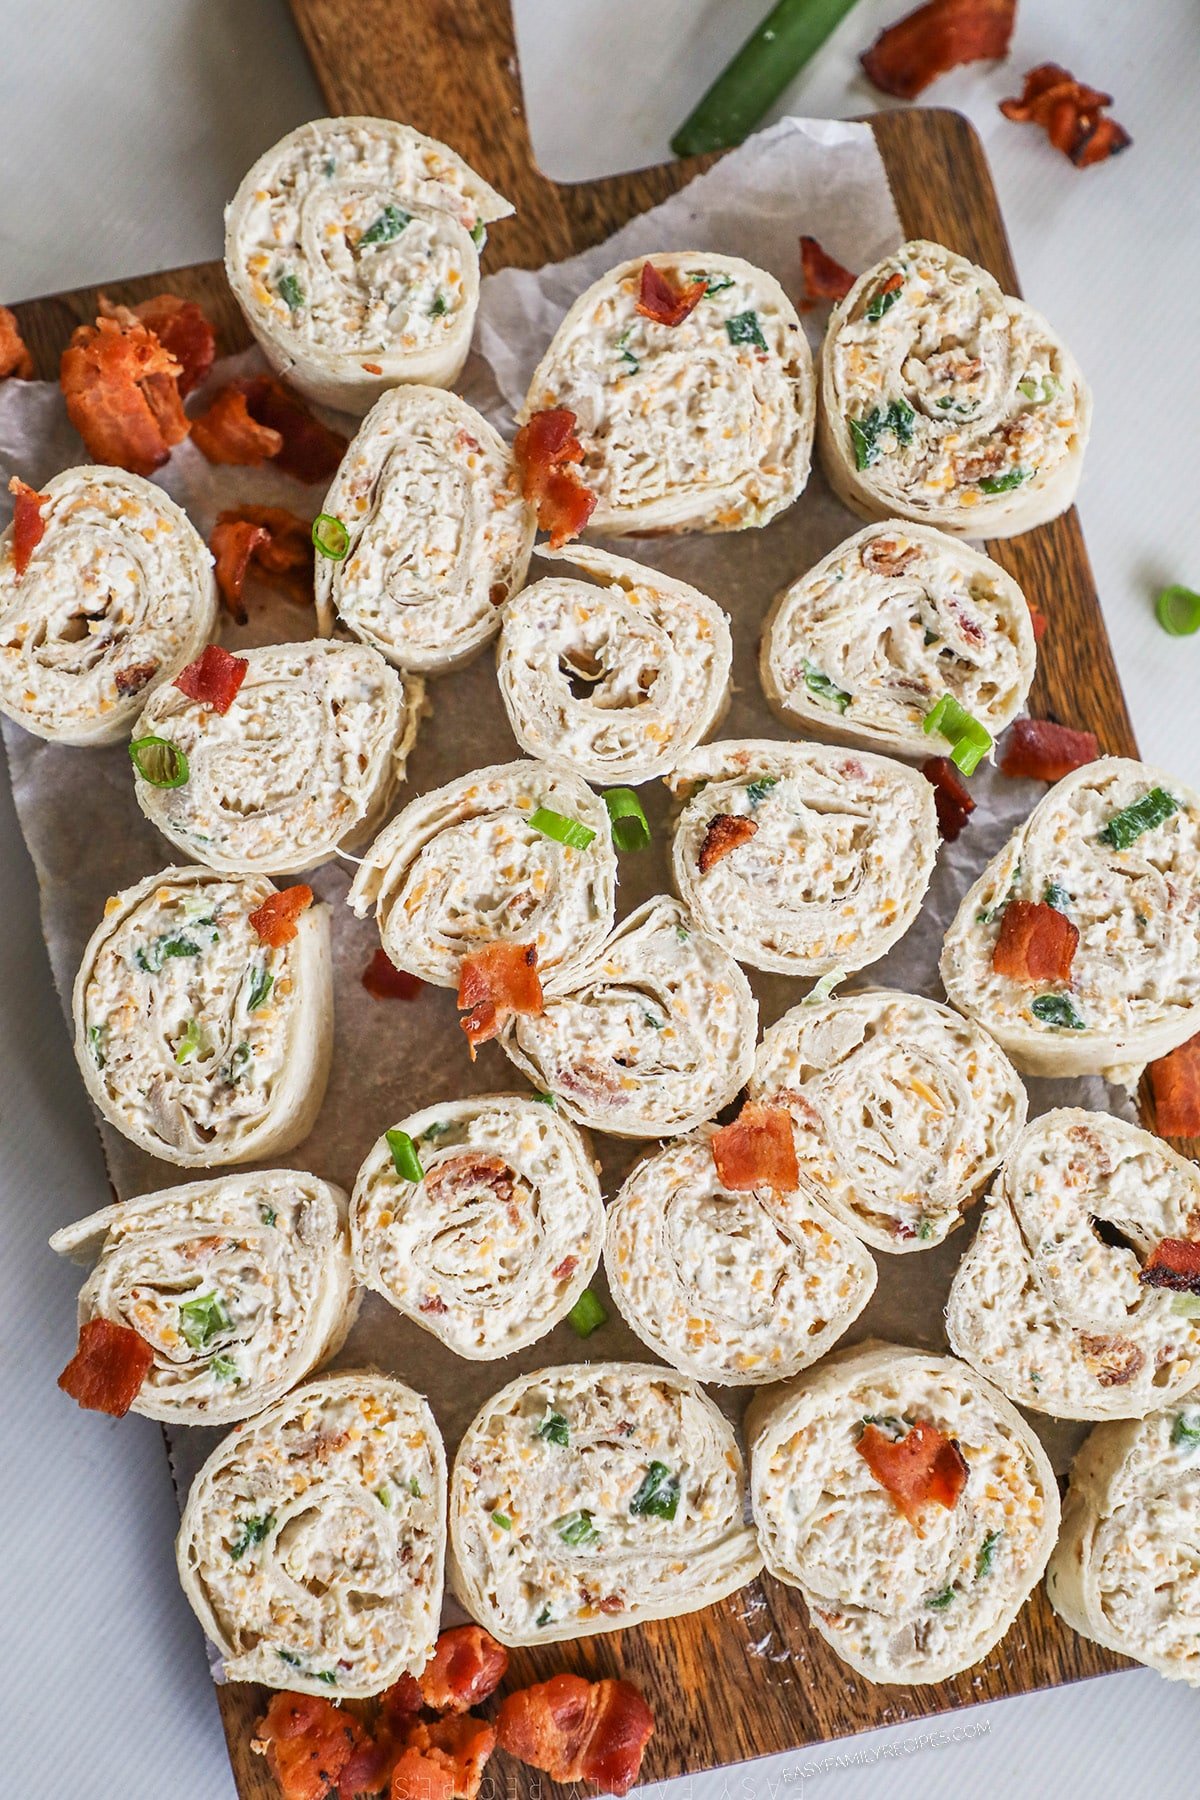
[1, 3, 1197, 1796]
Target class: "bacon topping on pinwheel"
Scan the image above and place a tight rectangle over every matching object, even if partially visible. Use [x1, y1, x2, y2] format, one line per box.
[98, 293, 215, 396]
[1000, 717, 1099, 782]
[1148, 1033, 1200, 1140]
[249, 884, 314, 947]
[362, 946, 425, 1001]
[416, 1625, 509, 1715]
[635, 262, 704, 328]
[1000, 64, 1132, 168]
[0, 306, 33, 380]
[514, 408, 596, 549]
[189, 386, 284, 466]
[861, 0, 1016, 100]
[173, 643, 248, 714]
[856, 1418, 968, 1525]
[8, 477, 48, 577]
[496, 1674, 655, 1799]
[711, 1102, 799, 1196]
[697, 812, 757, 873]
[457, 942, 544, 1057]
[922, 755, 976, 841]
[209, 505, 314, 620]
[57, 1317, 154, 1417]
[800, 236, 856, 303]
[60, 314, 189, 476]
[253, 1691, 375, 1800]
[991, 899, 1079, 984]
[1139, 1238, 1200, 1296]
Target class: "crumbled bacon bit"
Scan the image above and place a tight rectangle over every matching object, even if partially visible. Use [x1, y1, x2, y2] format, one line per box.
[420, 1294, 450, 1315]
[398, 1717, 496, 1800]
[57, 1317, 154, 1417]
[209, 517, 269, 622]
[1139, 1237, 1200, 1295]
[60, 314, 189, 475]
[922, 756, 975, 841]
[0, 306, 33, 380]
[1148, 1033, 1200, 1139]
[234, 377, 348, 484]
[698, 812, 757, 873]
[991, 899, 1078, 984]
[190, 386, 284, 465]
[1078, 1334, 1145, 1388]
[711, 1103, 799, 1196]
[496, 1674, 655, 1799]
[362, 947, 425, 1001]
[173, 643, 248, 714]
[1000, 64, 1132, 167]
[552, 1256, 578, 1281]
[248, 884, 314, 947]
[800, 236, 856, 304]
[857, 1419, 968, 1524]
[861, 536, 920, 576]
[635, 262, 703, 328]
[8, 477, 48, 577]
[209, 505, 314, 620]
[514, 408, 596, 549]
[99, 293, 216, 395]
[861, 0, 1016, 100]
[457, 942, 543, 1058]
[253, 1691, 373, 1800]
[1000, 716, 1099, 781]
[419, 1626, 509, 1715]
[114, 660, 158, 697]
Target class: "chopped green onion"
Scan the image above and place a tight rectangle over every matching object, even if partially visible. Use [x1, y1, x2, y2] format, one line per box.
[229, 1512, 275, 1560]
[805, 967, 846, 1006]
[429, 292, 449, 318]
[135, 918, 217, 973]
[859, 1413, 905, 1440]
[726, 310, 767, 351]
[1043, 881, 1071, 913]
[311, 513, 350, 560]
[1030, 993, 1086, 1031]
[247, 963, 274, 1011]
[376, 1486, 393, 1508]
[536, 1606, 552, 1627]
[927, 1586, 956, 1610]
[976, 1529, 1002, 1578]
[554, 1509, 599, 1547]
[174, 1019, 205, 1065]
[702, 275, 735, 296]
[87, 1023, 107, 1069]
[260, 1205, 277, 1227]
[408, 1476, 422, 1497]
[359, 203, 411, 246]
[226, 1042, 252, 1082]
[316, 1671, 338, 1687]
[1171, 1410, 1200, 1446]
[530, 806, 596, 850]
[629, 1461, 680, 1520]
[675, 924, 690, 942]
[1170, 1295, 1200, 1319]
[1155, 584, 1200, 636]
[1017, 378, 1040, 400]
[277, 1649, 302, 1667]
[470, 222, 487, 249]
[849, 398, 914, 471]
[386, 1129, 424, 1184]
[211, 1354, 239, 1384]
[745, 776, 779, 806]
[492, 1510, 512, 1530]
[531, 1091, 557, 1108]
[179, 1292, 231, 1349]
[803, 659, 851, 714]
[866, 279, 903, 323]
[923, 694, 992, 776]
[129, 735, 189, 788]
[1099, 787, 1181, 850]
[276, 272, 304, 311]
[535, 1410, 569, 1447]
[916, 1219, 934, 1242]
[603, 788, 650, 851]
[566, 1288, 608, 1338]
[979, 468, 1028, 494]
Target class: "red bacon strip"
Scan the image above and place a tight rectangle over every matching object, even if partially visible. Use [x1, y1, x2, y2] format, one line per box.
[362, 946, 425, 1001]
[174, 643, 248, 714]
[922, 755, 975, 841]
[800, 236, 856, 304]
[857, 1419, 968, 1525]
[1001, 65, 1132, 168]
[514, 408, 596, 549]
[0, 306, 33, 380]
[190, 386, 284, 466]
[1148, 1033, 1200, 1140]
[1000, 716, 1099, 782]
[392, 1715, 496, 1800]
[457, 942, 543, 1058]
[57, 1317, 154, 1418]
[8, 477, 48, 578]
[98, 294, 216, 396]
[698, 812, 757, 873]
[249, 885, 314, 948]
[861, 0, 1016, 100]
[209, 505, 314, 621]
[60, 314, 189, 476]
[417, 1626, 508, 1715]
[991, 899, 1079, 984]
[253, 1691, 374, 1800]
[711, 1102, 799, 1196]
[1139, 1237, 1200, 1295]
[496, 1674, 655, 1799]
[635, 261, 703, 328]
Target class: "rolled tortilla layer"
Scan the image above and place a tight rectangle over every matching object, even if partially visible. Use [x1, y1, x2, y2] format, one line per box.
[818, 239, 1091, 537]
[604, 1132, 876, 1385]
[224, 116, 513, 413]
[947, 1109, 1200, 1420]
[314, 386, 535, 673]
[1047, 1406, 1200, 1686]
[940, 758, 1200, 1079]
[750, 988, 1027, 1252]
[449, 1361, 762, 1645]
[502, 896, 756, 1139]
[496, 545, 732, 784]
[0, 465, 216, 746]
[350, 1095, 603, 1358]
[667, 740, 937, 977]
[73, 864, 332, 1167]
[347, 759, 616, 988]
[749, 1342, 1059, 1684]
[177, 1370, 446, 1696]
[759, 521, 1036, 759]
[521, 252, 814, 534]
[132, 640, 423, 876]
[50, 1171, 358, 1426]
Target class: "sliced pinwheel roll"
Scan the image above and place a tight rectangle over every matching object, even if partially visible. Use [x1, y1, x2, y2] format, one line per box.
[50, 1171, 357, 1425]
[750, 989, 1027, 1252]
[520, 252, 813, 534]
[224, 117, 513, 413]
[350, 1095, 603, 1358]
[131, 640, 423, 876]
[177, 1370, 445, 1696]
[941, 758, 1200, 1079]
[1047, 1406, 1200, 1686]
[496, 545, 732, 784]
[818, 239, 1091, 537]
[73, 865, 331, 1166]
[604, 1132, 876, 1384]
[347, 759, 616, 988]
[0, 465, 216, 745]
[749, 1342, 1058, 1684]
[947, 1109, 1200, 1420]
[667, 740, 937, 977]
[449, 1362, 762, 1645]
[759, 521, 1036, 760]
[313, 386, 535, 674]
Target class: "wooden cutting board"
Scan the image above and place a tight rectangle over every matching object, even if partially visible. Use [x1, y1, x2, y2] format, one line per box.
[9, 3, 1140, 1793]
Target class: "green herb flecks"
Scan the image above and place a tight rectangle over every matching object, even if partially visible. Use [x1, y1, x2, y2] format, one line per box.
[916, 1219, 934, 1242]
[211, 1354, 240, 1384]
[247, 963, 274, 1011]
[746, 776, 779, 806]
[849, 398, 915, 471]
[276, 272, 304, 311]
[377, 1486, 393, 1509]
[802, 659, 851, 714]
[532, 1091, 557, 1109]
[229, 1512, 275, 1561]
[260, 1204, 277, 1227]
[1171, 1412, 1200, 1450]
[277, 1649, 302, 1667]
[1099, 788, 1181, 851]
[616, 329, 640, 375]
[866, 278, 904, 322]
[492, 1511, 512, 1530]
[979, 468, 1028, 495]
[87, 1023, 107, 1069]
[1030, 993, 1086, 1031]
[535, 1410, 569, 1447]
[536, 1606, 552, 1627]
[726, 310, 767, 352]
[976, 1529, 1003, 1579]
[1043, 881, 1071, 913]
[179, 1292, 231, 1350]
[316, 1671, 338, 1687]
[859, 1414, 905, 1441]
[429, 292, 449, 318]
[408, 1476, 422, 1498]
[359, 204, 412, 247]
[470, 222, 487, 249]
[135, 915, 218, 974]
[927, 1586, 956, 1610]
[174, 1019, 206, 1065]
[554, 1509, 599, 1547]
[225, 1042, 252, 1083]
[629, 1461, 680, 1520]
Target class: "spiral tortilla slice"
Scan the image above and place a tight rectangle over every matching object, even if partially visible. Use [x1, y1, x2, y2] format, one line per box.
[225, 116, 513, 413]
[1047, 1405, 1200, 1686]
[73, 864, 332, 1166]
[50, 1171, 357, 1425]
[347, 759, 616, 988]
[604, 1132, 876, 1385]
[748, 1342, 1058, 1684]
[350, 1095, 603, 1358]
[314, 386, 535, 673]
[818, 239, 1091, 537]
[502, 896, 756, 1138]
[496, 544, 732, 784]
[0, 465, 216, 745]
[132, 640, 423, 876]
[947, 1109, 1200, 1420]
[177, 1370, 446, 1696]
[750, 989, 1027, 1252]
[520, 252, 813, 535]
[941, 758, 1200, 1080]
[759, 521, 1036, 759]
[667, 740, 937, 977]
[449, 1361, 761, 1646]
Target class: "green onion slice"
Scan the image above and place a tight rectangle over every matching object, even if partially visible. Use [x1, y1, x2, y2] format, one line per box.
[1030, 993, 1086, 1031]
[554, 1509, 599, 1547]
[922, 694, 992, 776]
[629, 1460, 680, 1520]
[174, 1019, 204, 1065]
[978, 468, 1028, 494]
[276, 272, 304, 311]
[802, 659, 851, 713]
[726, 310, 767, 351]
[975, 1529, 1002, 1579]
[311, 513, 350, 560]
[531, 1091, 557, 1108]
[1155, 584, 1200, 636]
[927, 1586, 956, 1610]
[535, 1410, 569, 1447]
[805, 967, 846, 1006]
[1170, 1295, 1200, 1320]
[129, 735, 189, 789]
[179, 1291, 231, 1349]
[603, 788, 650, 851]
[1171, 1409, 1200, 1443]
[359, 203, 411, 246]
[566, 1288, 608, 1338]
[1098, 787, 1180, 851]
[491, 1510, 512, 1530]
[530, 806, 596, 850]
[386, 1129, 424, 1183]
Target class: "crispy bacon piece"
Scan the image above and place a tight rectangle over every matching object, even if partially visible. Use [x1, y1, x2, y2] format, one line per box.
[391, 1716, 496, 1800]
[698, 812, 757, 873]
[253, 1691, 373, 1800]
[243, 377, 349, 483]
[991, 899, 1079, 984]
[1001, 64, 1132, 168]
[60, 314, 189, 475]
[174, 643, 248, 714]
[1148, 1033, 1200, 1139]
[800, 236, 856, 304]
[362, 946, 425, 1001]
[114, 660, 159, 697]
[1000, 716, 1099, 782]
[1078, 1333, 1145, 1389]
[98, 294, 215, 396]
[57, 1317, 154, 1417]
[514, 408, 596, 549]
[635, 262, 703, 328]
[418, 1626, 508, 1715]
[857, 1419, 968, 1525]
[861, 0, 1016, 99]
[497, 1675, 654, 1799]
[210, 517, 270, 622]
[922, 755, 976, 842]
[209, 505, 314, 620]
[457, 942, 544, 1058]
[0, 306, 33, 380]
[190, 386, 284, 465]
[711, 1103, 799, 1196]
[249, 884, 314, 947]
[1139, 1237, 1200, 1295]
[8, 477, 48, 577]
